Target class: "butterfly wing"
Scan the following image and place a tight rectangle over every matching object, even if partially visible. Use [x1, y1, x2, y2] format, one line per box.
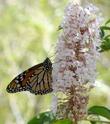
[29, 67, 53, 95]
[6, 63, 43, 93]
[6, 60, 53, 95]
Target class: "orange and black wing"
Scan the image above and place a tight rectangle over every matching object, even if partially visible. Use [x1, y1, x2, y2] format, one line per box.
[6, 60, 53, 95]
[29, 67, 53, 95]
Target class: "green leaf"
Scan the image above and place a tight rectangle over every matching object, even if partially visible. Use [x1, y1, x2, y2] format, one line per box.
[88, 106, 110, 120]
[100, 27, 105, 38]
[90, 121, 96, 124]
[104, 35, 110, 40]
[100, 38, 110, 52]
[28, 111, 55, 124]
[100, 26, 110, 31]
[28, 116, 39, 124]
[105, 19, 110, 25]
[53, 119, 73, 124]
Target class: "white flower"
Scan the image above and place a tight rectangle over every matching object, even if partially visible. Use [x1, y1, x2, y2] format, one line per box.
[52, 2, 102, 121]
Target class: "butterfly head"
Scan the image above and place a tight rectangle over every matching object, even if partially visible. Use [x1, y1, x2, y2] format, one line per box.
[43, 57, 52, 71]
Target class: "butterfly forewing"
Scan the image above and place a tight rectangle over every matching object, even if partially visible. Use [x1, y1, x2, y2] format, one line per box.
[6, 58, 53, 95]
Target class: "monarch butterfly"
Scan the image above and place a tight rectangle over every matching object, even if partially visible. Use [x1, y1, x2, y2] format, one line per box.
[6, 57, 53, 95]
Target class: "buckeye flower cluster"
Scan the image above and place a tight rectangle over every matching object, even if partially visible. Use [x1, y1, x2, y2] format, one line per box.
[52, 2, 102, 121]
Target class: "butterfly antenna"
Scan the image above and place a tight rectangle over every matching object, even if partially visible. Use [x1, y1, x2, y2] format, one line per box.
[46, 43, 58, 61]
[45, 43, 55, 56]
[49, 50, 58, 59]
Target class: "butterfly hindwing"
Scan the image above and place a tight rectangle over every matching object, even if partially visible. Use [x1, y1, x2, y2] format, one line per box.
[6, 58, 53, 95]
[30, 69, 53, 95]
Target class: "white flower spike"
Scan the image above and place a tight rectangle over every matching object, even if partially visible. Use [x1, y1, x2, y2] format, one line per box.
[52, 2, 102, 121]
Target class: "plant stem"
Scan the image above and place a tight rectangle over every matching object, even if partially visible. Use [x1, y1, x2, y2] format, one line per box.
[74, 119, 78, 124]
[74, 121, 77, 124]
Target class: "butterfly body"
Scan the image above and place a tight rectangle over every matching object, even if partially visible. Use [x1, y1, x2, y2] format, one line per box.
[6, 58, 53, 95]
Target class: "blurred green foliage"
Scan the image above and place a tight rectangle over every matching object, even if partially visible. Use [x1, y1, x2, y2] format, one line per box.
[28, 106, 110, 124]
[0, 0, 67, 124]
[88, 106, 110, 120]
[0, 0, 110, 124]
[100, 20, 110, 52]
[28, 111, 73, 124]
[28, 111, 55, 124]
